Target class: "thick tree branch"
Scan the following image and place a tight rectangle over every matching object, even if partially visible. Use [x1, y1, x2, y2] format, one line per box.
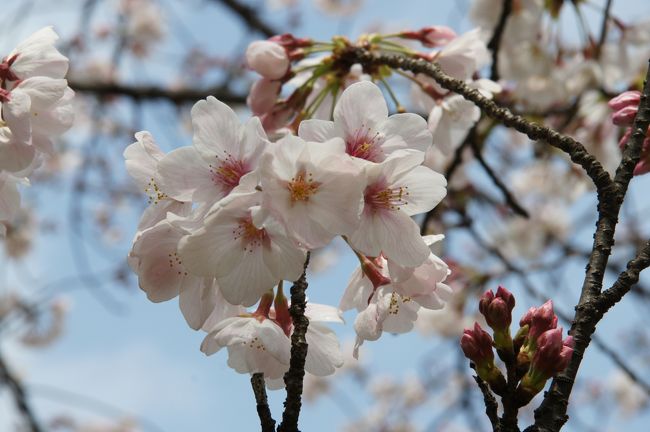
[0, 352, 42, 432]
[215, 0, 279, 37]
[344, 49, 613, 194]
[530, 60, 650, 432]
[487, 0, 513, 81]
[68, 80, 247, 105]
[278, 253, 311, 432]
[251, 373, 276, 432]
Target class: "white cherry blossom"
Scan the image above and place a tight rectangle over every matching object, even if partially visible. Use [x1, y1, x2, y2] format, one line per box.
[179, 191, 306, 307]
[258, 134, 364, 249]
[1, 27, 68, 84]
[348, 150, 446, 267]
[299, 81, 431, 163]
[157, 96, 268, 205]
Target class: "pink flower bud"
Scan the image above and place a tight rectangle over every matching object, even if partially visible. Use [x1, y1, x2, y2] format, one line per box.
[612, 105, 639, 126]
[247, 78, 282, 116]
[531, 328, 573, 378]
[528, 300, 557, 342]
[461, 322, 494, 365]
[608, 90, 641, 111]
[260, 105, 295, 132]
[400, 26, 457, 48]
[245, 40, 290, 80]
[479, 285, 515, 330]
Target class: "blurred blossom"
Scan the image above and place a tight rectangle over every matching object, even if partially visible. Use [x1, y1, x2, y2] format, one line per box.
[609, 371, 649, 416]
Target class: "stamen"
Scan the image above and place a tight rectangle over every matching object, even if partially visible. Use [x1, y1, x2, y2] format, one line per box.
[209, 151, 250, 194]
[233, 216, 268, 253]
[287, 169, 320, 203]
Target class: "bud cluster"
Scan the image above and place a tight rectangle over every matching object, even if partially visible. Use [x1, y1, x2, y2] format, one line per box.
[460, 287, 574, 407]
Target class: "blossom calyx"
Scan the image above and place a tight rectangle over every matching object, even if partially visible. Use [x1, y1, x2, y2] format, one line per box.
[399, 26, 457, 48]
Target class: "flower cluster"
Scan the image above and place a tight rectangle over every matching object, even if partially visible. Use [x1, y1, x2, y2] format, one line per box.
[609, 90, 650, 176]
[461, 287, 574, 406]
[0, 27, 74, 235]
[125, 78, 451, 384]
[244, 28, 499, 161]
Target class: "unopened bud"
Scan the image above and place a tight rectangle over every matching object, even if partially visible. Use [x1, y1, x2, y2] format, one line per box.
[245, 40, 290, 80]
[479, 285, 515, 330]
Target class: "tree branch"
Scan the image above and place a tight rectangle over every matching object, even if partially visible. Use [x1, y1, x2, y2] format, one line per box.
[0, 352, 42, 432]
[215, 0, 279, 37]
[470, 138, 529, 218]
[530, 60, 650, 432]
[343, 49, 614, 194]
[68, 80, 247, 105]
[251, 373, 276, 432]
[278, 253, 311, 432]
[474, 375, 501, 432]
[487, 0, 513, 81]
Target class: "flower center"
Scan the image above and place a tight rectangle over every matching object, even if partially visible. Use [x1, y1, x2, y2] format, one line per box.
[210, 153, 249, 194]
[145, 177, 168, 204]
[234, 217, 268, 252]
[364, 180, 409, 212]
[287, 169, 320, 203]
[346, 125, 384, 162]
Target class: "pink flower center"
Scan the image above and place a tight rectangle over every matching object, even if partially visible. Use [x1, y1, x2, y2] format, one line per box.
[234, 217, 268, 253]
[364, 180, 409, 213]
[287, 169, 320, 203]
[346, 126, 384, 162]
[210, 153, 250, 194]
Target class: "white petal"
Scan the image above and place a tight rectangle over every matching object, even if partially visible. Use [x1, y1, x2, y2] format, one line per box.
[305, 323, 343, 376]
[157, 146, 216, 202]
[334, 81, 388, 134]
[191, 96, 241, 157]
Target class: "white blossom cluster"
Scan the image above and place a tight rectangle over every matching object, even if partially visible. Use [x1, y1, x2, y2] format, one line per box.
[125, 80, 452, 384]
[0, 27, 74, 235]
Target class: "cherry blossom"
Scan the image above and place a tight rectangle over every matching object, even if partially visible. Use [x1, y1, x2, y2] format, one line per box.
[347, 150, 446, 267]
[157, 96, 268, 204]
[258, 134, 364, 249]
[299, 81, 432, 163]
[179, 191, 306, 307]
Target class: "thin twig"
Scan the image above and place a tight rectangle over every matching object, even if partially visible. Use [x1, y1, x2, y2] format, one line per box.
[278, 253, 311, 432]
[215, 0, 279, 37]
[470, 139, 529, 218]
[487, 0, 513, 81]
[251, 373, 276, 432]
[0, 352, 42, 432]
[474, 375, 501, 432]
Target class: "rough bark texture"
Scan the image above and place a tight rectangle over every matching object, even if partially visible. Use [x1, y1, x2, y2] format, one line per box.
[251, 373, 276, 432]
[277, 253, 311, 432]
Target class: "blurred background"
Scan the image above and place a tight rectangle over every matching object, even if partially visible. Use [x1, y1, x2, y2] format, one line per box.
[1, 0, 650, 430]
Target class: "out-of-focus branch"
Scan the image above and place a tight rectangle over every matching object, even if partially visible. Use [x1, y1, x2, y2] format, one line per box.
[251, 373, 276, 432]
[595, 0, 613, 59]
[215, 0, 279, 37]
[278, 253, 311, 432]
[0, 352, 42, 432]
[487, 0, 513, 81]
[68, 80, 247, 105]
[470, 138, 529, 218]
